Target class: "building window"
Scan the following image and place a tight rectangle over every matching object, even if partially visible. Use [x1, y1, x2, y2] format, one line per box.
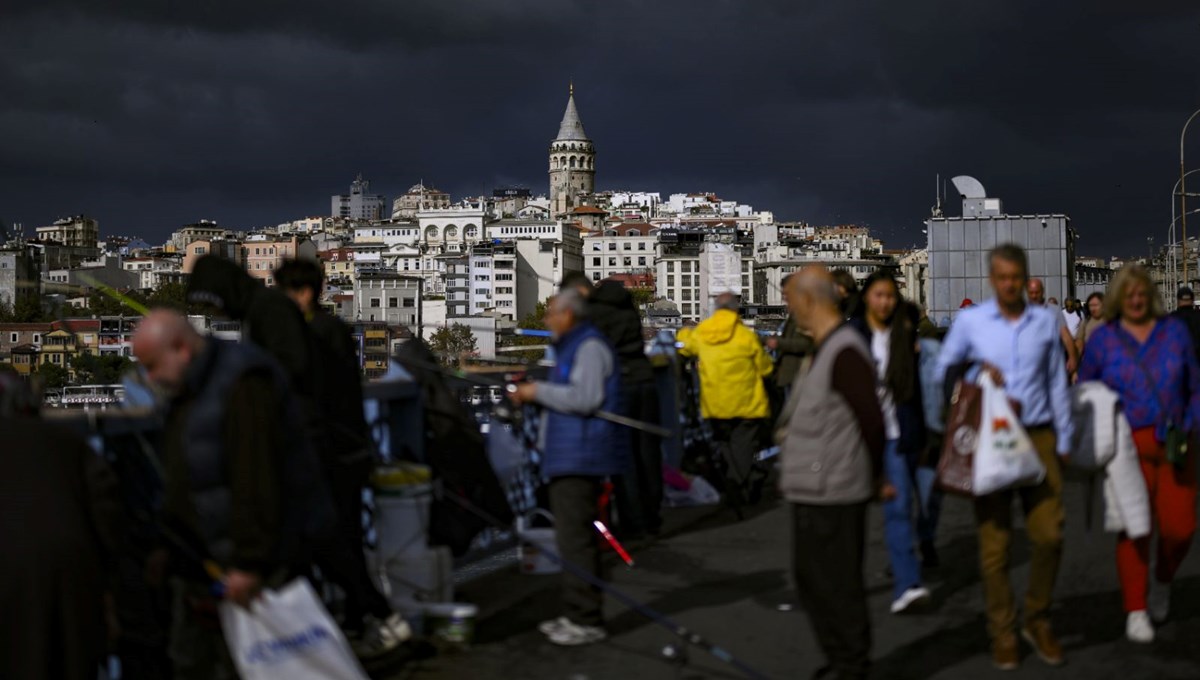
[638, 242, 646, 251]
[623, 257, 632, 266]
[592, 272, 601, 281]
[667, 275, 675, 286]
[389, 298, 398, 308]
[638, 257, 647, 266]
[608, 258, 617, 267]
[370, 298, 381, 308]
[592, 257, 601, 267]
[9, 333, 15, 343]
[608, 243, 617, 251]
[623, 242, 631, 251]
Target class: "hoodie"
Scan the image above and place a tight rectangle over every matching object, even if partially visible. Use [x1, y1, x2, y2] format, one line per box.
[187, 255, 316, 400]
[588, 280, 654, 384]
[677, 308, 773, 420]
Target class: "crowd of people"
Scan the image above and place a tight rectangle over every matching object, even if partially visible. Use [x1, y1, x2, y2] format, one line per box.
[4, 242, 1200, 679]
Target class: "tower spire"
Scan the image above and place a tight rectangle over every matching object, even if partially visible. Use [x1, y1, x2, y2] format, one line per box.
[556, 83, 588, 141]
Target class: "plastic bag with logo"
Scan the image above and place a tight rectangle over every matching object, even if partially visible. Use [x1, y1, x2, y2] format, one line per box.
[219, 578, 370, 680]
[973, 372, 1045, 496]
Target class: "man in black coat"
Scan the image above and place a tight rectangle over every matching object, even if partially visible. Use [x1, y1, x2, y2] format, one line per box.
[561, 273, 662, 537]
[275, 259, 410, 656]
[1172, 286, 1200, 361]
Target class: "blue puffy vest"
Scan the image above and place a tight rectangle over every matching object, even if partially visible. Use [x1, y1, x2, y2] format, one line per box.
[541, 323, 630, 479]
[182, 339, 333, 570]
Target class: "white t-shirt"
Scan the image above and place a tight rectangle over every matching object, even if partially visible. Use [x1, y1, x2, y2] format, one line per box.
[870, 327, 901, 441]
[1062, 309, 1081, 337]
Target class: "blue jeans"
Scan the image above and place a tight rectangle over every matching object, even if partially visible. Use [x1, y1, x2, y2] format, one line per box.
[915, 465, 943, 545]
[883, 439, 922, 599]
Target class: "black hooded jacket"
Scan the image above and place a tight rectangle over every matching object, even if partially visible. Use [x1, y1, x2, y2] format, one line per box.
[588, 280, 654, 384]
[186, 255, 316, 400]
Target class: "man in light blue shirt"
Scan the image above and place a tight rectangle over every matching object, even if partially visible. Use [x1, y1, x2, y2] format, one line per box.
[935, 243, 1071, 671]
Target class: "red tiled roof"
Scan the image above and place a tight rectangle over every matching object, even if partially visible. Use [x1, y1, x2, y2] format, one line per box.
[570, 206, 608, 215]
[53, 319, 100, 332]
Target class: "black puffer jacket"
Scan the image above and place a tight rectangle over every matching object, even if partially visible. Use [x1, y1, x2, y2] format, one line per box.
[589, 280, 653, 384]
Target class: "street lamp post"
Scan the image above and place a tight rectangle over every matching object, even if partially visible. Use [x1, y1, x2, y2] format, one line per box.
[1169, 168, 1200, 290]
[1180, 107, 1200, 287]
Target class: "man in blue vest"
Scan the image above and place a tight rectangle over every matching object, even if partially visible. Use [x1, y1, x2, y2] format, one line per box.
[509, 289, 629, 646]
[133, 309, 330, 679]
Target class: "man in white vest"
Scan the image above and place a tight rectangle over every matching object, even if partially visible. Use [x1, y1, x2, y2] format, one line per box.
[777, 265, 886, 680]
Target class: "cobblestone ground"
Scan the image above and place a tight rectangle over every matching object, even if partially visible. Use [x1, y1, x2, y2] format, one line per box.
[380, 471, 1200, 680]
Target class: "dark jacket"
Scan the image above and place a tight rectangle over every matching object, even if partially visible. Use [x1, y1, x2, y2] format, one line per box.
[309, 310, 370, 461]
[850, 316, 927, 456]
[540, 323, 629, 478]
[1170, 307, 1200, 361]
[774, 315, 814, 387]
[163, 339, 331, 578]
[588, 280, 654, 384]
[187, 255, 316, 399]
[0, 419, 122, 680]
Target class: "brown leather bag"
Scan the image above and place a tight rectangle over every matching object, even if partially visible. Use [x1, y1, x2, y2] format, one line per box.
[937, 379, 982, 496]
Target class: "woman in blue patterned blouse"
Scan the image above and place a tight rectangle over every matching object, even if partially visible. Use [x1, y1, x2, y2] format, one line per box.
[1078, 264, 1200, 644]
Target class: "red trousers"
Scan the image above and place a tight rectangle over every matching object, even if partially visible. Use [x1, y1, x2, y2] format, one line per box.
[1117, 427, 1198, 612]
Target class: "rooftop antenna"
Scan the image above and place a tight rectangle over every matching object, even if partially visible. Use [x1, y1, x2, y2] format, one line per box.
[931, 174, 944, 217]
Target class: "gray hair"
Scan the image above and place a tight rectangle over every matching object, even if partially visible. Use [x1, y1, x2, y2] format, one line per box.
[552, 288, 589, 319]
[714, 292, 740, 312]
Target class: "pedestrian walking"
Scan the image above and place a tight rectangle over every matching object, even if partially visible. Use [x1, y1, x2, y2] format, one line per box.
[132, 310, 331, 679]
[1027, 277, 1079, 377]
[937, 244, 1073, 670]
[1170, 286, 1200, 360]
[850, 271, 932, 614]
[561, 272, 663, 538]
[276, 259, 411, 656]
[1076, 292, 1105, 354]
[678, 291, 774, 509]
[1078, 265, 1200, 643]
[508, 290, 629, 646]
[0, 374, 123, 680]
[1062, 298, 1083, 338]
[765, 273, 814, 404]
[777, 265, 885, 680]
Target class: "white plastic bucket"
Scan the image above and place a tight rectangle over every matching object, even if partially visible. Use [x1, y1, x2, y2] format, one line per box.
[375, 485, 431, 561]
[516, 509, 560, 575]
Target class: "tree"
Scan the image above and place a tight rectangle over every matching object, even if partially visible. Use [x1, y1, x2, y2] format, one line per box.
[630, 287, 655, 308]
[70, 353, 132, 385]
[148, 281, 191, 312]
[428, 324, 478, 366]
[35, 362, 69, 390]
[499, 299, 551, 361]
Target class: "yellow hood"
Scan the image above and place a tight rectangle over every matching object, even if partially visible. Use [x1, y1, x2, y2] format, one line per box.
[695, 309, 740, 345]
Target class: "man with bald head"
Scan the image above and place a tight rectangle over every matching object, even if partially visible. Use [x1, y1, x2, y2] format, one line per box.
[1027, 277, 1079, 376]
[133, 309, 324, 679]
[777, 265, 885, 680]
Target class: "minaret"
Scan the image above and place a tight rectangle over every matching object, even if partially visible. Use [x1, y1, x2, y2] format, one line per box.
[548, 83, 595, 217]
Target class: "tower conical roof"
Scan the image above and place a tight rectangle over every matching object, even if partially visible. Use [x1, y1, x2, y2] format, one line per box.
[555, 84, 589, 141]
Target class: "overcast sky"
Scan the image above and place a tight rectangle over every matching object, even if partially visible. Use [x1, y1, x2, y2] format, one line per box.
[3, 1, 1200, 255]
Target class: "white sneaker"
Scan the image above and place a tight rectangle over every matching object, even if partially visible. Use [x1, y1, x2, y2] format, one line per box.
[1149, 580, 1171, 623]
[374, 613, 412, 647]
[1126, 610, 1155, 643]
[890, 586, 932, 614]
[546, 618, 607, 646]
[538, 616, 572, 636]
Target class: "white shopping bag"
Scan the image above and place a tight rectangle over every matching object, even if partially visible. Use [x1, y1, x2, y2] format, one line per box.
[219, 578, 370, 680]
[973, 373, 1046, 495]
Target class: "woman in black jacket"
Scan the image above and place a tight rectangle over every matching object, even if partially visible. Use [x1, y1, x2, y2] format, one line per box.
[851, 271, 931, 614]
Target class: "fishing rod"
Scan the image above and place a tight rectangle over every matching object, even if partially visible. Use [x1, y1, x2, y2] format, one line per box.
[436, 482, 774, 680]
[397, 353, 674, 439]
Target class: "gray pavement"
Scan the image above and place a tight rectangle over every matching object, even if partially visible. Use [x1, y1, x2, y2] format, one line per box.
[383, 472, 1200, 680]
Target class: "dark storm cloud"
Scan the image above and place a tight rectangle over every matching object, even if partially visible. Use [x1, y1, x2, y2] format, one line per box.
[2, 0, 1200, 254]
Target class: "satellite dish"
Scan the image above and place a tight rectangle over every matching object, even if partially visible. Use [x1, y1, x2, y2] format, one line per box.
[951, 175, 987, 199]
